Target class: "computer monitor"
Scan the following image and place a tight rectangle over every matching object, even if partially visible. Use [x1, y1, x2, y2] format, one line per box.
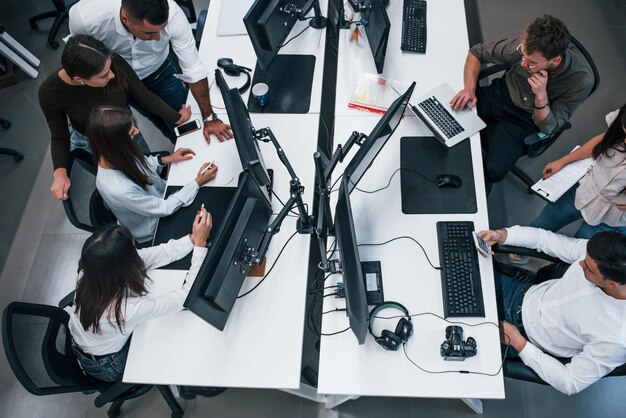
[344, 82, 415, 194]
[362, 0, 391, 74]
[243, 0, 327, 113]
[216, 69, 272, 188]
[334, 178, 369, 344]
[184, 171, 273, 331]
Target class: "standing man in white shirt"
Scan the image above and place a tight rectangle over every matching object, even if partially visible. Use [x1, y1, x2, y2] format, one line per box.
[480, 226, 626, 395]
[69, 0, 233, 143]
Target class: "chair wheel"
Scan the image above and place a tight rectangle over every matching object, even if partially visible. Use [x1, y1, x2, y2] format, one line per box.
[29, 21, 38, 30]
[171, 413, 183, 418]
[1, 120, 11, 129]
[14, 152, 24, 162]
[50, 40, 60, 49]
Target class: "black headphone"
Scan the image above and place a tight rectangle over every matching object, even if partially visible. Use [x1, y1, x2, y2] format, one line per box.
[216, 57, 252, 94]
[368, 301, 413, 351]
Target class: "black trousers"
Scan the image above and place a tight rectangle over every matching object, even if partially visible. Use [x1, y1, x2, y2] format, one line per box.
[477, 78, 537, 183]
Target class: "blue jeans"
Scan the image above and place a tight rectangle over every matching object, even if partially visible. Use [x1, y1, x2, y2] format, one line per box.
[131, 55, 188, 144]
[495, 271, 532, 358]
[73, 339, 131, 382]
[531, 183, 626, 239]
[69, 122, 150, 155]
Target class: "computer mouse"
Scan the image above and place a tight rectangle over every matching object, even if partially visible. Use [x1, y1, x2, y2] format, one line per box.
[436, 174, 462, 188]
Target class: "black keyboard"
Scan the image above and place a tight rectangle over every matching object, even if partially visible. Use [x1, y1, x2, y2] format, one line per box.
[418, 96, 465, 139]
[437, 221, 485, 317]
[401, 0, 427, 53]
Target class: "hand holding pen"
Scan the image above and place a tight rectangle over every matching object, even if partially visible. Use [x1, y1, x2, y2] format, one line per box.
[195, 161, 218, 186]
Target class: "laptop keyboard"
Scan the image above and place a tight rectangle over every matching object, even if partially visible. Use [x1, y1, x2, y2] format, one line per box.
[418, 96, 465, 139]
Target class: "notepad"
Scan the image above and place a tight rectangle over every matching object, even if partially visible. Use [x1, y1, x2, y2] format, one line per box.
[531, 148, 593, 203]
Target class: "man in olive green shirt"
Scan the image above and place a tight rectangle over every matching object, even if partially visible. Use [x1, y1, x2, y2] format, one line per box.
[451, 15, 594, 185]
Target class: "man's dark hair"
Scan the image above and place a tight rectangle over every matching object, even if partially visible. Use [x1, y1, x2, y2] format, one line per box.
[524, 14, 570, 59]
[588, 232, 626, 285]
[122, 0, 169, 25]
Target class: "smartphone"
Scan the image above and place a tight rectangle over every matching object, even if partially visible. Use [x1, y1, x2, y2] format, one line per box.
[174, 119, 201, 137]
[472, 231, 491, 258]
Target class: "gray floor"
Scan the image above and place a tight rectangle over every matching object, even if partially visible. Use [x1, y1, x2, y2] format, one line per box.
[0, 0, 625, 417]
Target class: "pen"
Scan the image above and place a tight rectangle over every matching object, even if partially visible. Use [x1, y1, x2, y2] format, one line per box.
[200, 161, 214, 175]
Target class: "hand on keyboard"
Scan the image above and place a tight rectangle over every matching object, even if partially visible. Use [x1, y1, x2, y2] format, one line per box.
[450, 87, 477, 110]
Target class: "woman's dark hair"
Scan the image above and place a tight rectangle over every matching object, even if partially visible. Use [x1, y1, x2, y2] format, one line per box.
[587, 232, 626, 285]
[592, 102, 626, 160]
[87, 105, 153, 189]
[61, 34, 126, 93]
[75, 225, 148, 333]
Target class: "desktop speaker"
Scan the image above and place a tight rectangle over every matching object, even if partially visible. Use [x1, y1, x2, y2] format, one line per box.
[368, 301, 413, 351]
[217, 57, 251, 94]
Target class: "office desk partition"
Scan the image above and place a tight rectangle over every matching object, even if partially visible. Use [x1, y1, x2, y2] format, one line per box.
[187, 0, 328, 115]
[123, 113, 319, 388]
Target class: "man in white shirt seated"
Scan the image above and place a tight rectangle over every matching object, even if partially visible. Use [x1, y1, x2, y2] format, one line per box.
[480, 226, 626, 395]
[69, 0, 233, 143]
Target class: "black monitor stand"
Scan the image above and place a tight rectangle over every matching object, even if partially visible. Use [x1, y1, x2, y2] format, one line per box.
[247, 55, 316, 114]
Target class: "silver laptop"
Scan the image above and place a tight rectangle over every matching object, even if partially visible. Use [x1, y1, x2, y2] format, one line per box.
[216, 0, 254, 36]
[409, 83, 486, 147]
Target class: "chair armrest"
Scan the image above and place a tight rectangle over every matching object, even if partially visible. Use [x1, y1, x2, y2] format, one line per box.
[478, 63, 511, 80]
[503, 359, 549, 385]
[94, 382, 135, 407]
[58, 290, 76, 309]
[492, 244, 562, 264]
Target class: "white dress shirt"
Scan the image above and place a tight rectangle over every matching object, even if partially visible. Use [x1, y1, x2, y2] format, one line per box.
[69, 235, 207, 355]
[504, 226, 626, 395]
[96, 156, 199, 243]
[69, 0, 208, 83]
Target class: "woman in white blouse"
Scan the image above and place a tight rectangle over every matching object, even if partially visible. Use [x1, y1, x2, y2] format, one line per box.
[69, 209, 211, 381]
[531, 103, 626, 238]
[87, 105, 218, 243]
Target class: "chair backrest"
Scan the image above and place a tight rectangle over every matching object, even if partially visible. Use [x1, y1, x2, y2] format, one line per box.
[2, 301, 95, 396]
[62, 150, 98, 233]
[174, 0, 197, 23]
[195, 9, 208, 47]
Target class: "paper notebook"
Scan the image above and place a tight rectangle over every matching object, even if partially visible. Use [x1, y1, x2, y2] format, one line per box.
[531, 147, 593, 203]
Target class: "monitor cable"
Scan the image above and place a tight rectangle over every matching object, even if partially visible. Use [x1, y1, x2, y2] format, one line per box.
[358, 235, 441, 270]
[237, 230, 298, 298]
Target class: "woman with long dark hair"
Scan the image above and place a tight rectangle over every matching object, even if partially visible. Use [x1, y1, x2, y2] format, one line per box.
[68, 211, 211, 382]
[88, 105, 217, 243]
[39, 34, 191, 201]
[531, 102, 626, 238]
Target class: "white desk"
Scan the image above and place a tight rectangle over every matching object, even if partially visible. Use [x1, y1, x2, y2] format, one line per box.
[317, 0, 504, 410]
[187, 0, 328, 115]
[334, 0, 471, 116]
[123, 113, 319, 388]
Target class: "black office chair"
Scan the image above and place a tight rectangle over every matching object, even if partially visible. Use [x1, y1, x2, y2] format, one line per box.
[195, 9, 208, 47]
[2, 301, 183, 418]
[29, 0, 78, 49]
[492, 244, 626, 385]
[62, 149, 116, 233]
[478, 36, 600, 191]
[174, 0, 198, 24]
[0, 117, 23, 162]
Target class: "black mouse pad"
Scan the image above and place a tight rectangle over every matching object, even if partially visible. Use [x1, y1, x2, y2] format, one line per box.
[247, 55, 315, 114]
[152, 186, 237, 270]
[400, 137, 477, 214]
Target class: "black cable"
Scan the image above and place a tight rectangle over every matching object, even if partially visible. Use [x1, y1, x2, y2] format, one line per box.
[321, 326, 351, 336]
[280, 18, 313, 48]
[322, 308, 347, 315]
[330, 173, 344, 193]
[351, 167, 437, 194]
[323, 292, 339, 298]
[237, 231, 298, 298]
[358, 236, 441, 270]
[207, 77, 225, 110]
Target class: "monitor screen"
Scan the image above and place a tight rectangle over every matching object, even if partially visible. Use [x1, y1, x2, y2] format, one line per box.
[363, 0, 390, 73]
[344, 82, 415, 194]
[244, 0, 308, 70]
[334, 178, 369, 344]
[216, 69, 272, 189]
[184, 171, 273, 331]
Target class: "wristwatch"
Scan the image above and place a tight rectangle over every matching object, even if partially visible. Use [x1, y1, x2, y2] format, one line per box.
[203, 113, 219, 123]
[156, 154, 165, 166]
